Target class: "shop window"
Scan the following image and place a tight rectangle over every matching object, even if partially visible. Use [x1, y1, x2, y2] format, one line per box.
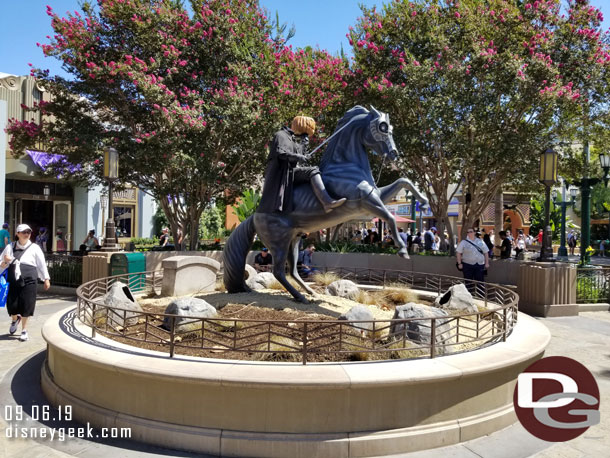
[113, 205, 134, 238]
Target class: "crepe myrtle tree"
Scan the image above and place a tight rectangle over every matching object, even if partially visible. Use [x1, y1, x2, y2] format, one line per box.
[7, 0, 351, 249]
[348, 0, 606, 241]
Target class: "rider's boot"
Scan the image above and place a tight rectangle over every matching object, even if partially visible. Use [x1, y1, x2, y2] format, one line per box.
[311, 173, 346, 213]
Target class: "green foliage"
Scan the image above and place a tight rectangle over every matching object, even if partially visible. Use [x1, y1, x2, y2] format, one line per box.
[576, 274, 610, 303]
[529, 195, 561, 234]
[591, 183, 610, 219]
[130, 236, 159, 251]
[199, 205, 224, 240]
[47, 260, 82, 287]
[233, 189, 261, 222]
[152, 206, 168, 237]
[315, 241, 398, 254]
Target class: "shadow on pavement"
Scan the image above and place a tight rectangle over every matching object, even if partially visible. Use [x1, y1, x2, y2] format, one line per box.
[4, 350, 210, 457]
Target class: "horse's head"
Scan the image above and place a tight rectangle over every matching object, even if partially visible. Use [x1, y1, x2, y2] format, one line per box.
[365, 106, 398, 160]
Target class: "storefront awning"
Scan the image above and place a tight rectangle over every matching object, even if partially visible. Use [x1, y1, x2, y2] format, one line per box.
[26, 150, 80, 174]
[372, 216, 415, 223]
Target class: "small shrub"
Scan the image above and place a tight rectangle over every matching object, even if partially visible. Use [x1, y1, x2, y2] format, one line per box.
[254, 336, 301, 362]
[354, 289, 377, 305]
[215, 279, 226, 292]
[385, 339, 428, 360]
[380, 286, 416, 305]
[311, 272, 341, 286]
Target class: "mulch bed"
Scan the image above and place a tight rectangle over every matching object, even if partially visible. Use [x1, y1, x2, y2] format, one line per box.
[100, 303, 418, 363]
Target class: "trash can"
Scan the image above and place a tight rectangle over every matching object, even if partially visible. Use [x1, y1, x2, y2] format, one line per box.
[110, 252, 146, 292]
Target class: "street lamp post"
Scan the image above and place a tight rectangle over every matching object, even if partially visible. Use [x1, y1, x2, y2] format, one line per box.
[538, 147, 558, 262]
[100, 192, 108, 240]
[552, 179, 577, 259]
[575, 151, 610, 265]
[102, 147, 121, 252]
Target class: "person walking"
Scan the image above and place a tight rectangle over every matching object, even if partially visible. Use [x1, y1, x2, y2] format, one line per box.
[1, 224, 51, 341]
[0, 224, 10, 250]
[568, 230, 577, 256]
[482, 229, 494, 259]
[35, 227, 48, 252]
[496, 231, 512, 259]
[456, 228, 489, 291]
[424, 227, 436, 251]
[515, 230, 527, 259]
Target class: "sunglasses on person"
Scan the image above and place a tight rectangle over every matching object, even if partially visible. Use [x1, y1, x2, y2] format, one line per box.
[20, 230, 32, 234]
[467, 230, 474, 233]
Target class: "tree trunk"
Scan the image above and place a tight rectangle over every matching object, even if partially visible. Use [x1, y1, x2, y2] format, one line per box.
[330, 223, 344, 242]
[494, 190, 504, 245]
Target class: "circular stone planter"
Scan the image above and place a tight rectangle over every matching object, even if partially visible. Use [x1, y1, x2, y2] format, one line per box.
[42, 308, 549, 458]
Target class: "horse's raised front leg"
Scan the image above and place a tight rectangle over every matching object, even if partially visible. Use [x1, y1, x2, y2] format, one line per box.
[361, 191, 409, 259]
[288, 238, 315, 296]
[379, 177, 428, 207]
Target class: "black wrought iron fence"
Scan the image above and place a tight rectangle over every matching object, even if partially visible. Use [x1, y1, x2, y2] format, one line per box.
[76, 269, 519, 364]
[46, 254, 83, 287]
[576, 267, 610, 303]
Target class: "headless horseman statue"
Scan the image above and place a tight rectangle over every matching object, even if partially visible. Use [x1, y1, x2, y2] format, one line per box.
[257, 116, 346, 214]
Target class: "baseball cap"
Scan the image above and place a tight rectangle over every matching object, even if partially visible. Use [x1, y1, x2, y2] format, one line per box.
[16, 224, 32, 233]
[262, 247, 268, 252]
[430, 227, 437, 231]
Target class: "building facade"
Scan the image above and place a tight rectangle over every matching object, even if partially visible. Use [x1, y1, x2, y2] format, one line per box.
[1, 74, 156, 250]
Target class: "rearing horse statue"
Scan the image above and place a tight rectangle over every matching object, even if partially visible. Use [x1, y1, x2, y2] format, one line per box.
[223, 106, 429, 302]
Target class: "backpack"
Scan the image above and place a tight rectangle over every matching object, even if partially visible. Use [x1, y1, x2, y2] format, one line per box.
[0, 270, 8, 307]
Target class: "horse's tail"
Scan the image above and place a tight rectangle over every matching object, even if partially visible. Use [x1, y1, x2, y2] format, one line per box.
[223, 215, 256, 293]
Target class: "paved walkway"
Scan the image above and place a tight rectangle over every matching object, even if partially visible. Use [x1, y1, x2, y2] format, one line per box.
[0, 294, 608, 457]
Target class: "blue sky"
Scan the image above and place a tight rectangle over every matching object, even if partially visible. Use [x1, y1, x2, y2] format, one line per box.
[1, 1, 609, 78]
[0, 0, 380, 78]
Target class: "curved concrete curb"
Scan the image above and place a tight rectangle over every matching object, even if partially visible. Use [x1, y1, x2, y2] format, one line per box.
[42, 308, 550, 457]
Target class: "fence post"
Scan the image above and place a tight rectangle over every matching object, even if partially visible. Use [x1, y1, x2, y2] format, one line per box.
[430, 318, 436, 358]
[502, 308, 507, 342]
[91, 302, 97, 338]
[302, 322, 308, 365]
[169, 316, 176, 358]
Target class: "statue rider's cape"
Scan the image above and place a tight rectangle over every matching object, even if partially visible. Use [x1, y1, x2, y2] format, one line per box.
[257, 126, 307, 214]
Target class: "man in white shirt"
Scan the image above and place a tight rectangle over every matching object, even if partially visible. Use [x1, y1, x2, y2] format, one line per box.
[456, 228, 489, 289]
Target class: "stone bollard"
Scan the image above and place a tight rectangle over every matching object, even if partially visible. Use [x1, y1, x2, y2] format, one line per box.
[161, 256, 221, 297]
[517, 262, 577, 317]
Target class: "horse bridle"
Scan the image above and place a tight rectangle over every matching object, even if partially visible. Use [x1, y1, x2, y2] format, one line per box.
[306, 112, 393, 159]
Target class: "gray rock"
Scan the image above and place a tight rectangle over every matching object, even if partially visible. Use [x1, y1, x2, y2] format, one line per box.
[97, 281, 143, 327]
[434, 283, 478, 314]
[325, 280, 360, 300]
[389, 302, 454, 353]
[246, 272, 277, 290]
[339, 304, 375, 331]
[163, 297, 218, 331]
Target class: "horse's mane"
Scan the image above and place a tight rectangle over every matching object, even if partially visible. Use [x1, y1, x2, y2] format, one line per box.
[320, 106, 371, 169]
